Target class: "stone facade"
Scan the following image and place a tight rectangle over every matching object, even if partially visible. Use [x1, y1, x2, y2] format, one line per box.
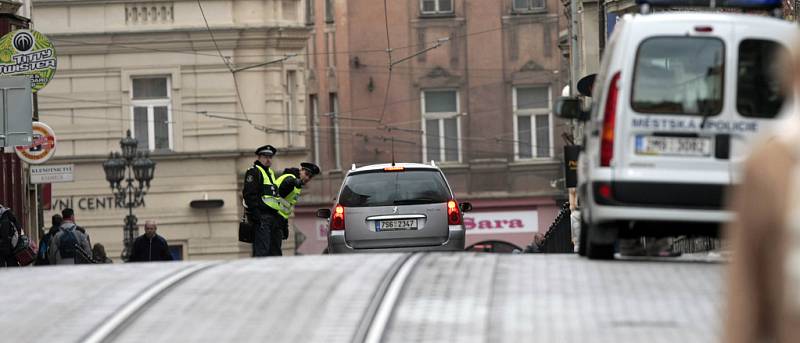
[33, 0, 311, 260]
[297, 0, 568, 254]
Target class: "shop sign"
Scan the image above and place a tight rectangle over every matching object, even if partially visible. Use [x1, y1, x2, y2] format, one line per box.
[0, 29, 57, 92]
[464, 211, 539, 234]
[30, 164, 73, 184]
[51, 195, 145, 212]
[15, 121, 56, 164]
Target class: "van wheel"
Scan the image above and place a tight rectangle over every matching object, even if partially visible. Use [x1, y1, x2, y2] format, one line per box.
[577, 218, 588, 257]
[586, 223, 617, 260]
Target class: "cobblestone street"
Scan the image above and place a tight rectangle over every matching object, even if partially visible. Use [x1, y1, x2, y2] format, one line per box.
[1, 253, 723, 342]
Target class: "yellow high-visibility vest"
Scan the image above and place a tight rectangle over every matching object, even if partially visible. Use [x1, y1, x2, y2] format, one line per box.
[274, 173, 302, 219]
[254, 165, 289, 215]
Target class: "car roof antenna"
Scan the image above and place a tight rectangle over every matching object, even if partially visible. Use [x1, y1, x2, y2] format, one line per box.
[391, 137, 396, 167]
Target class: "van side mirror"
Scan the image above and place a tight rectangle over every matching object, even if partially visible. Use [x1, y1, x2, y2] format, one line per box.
[555, 97, 589, 121]
[316, 209, 331, 219]
[459, 202, 473, 213]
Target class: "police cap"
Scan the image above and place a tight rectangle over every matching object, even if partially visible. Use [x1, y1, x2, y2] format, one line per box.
[255, 145, 277, 157]
[300, 162, 320, 176]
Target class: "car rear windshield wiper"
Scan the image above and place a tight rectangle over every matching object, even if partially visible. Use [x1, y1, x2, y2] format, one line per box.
[393, 198, 438, 205]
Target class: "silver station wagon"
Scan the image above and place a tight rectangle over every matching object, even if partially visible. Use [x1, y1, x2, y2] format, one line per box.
[317, 162, 471, 253]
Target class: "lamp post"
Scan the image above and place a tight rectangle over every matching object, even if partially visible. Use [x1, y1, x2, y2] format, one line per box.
[102, 130, 156, 261]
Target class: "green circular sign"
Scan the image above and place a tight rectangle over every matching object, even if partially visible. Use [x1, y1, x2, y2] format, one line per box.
[0, 29, 57, 92]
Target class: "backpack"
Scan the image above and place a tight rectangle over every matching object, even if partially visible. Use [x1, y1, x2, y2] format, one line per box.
[35, 232, 54, 265]
[0, 207, 19, 257]
[59, 229, 79, 259]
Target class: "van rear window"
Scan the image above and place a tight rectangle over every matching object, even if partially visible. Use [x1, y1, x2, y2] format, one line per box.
[338, 170, 451, 207]
[737, 39, 787, 118]
[631, 37, 724, 116]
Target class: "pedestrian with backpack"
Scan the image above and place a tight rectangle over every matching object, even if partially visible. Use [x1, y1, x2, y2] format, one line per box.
[35, 214, 62, 266]
[48, 208, 92, 265]
[0, 204, 23, 267]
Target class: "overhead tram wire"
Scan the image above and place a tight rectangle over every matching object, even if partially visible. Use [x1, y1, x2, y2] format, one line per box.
[196, 0, 302, 135]
[37, 93, 560, 136]
[377, 0, 393, 125]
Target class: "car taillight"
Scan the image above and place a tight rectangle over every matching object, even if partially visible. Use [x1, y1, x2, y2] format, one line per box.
[600, 72, 621, 167]
[447, 200, 462, 225]
[330, 204, 345, 231]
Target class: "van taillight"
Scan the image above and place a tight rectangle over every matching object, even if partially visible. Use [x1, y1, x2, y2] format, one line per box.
[600, 72, 621, 167]
[447, 200, 462, 225]
[330, 204, 345, 230]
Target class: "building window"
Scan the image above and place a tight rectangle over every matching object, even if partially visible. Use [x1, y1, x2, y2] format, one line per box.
[329, 92, 341, 170]
[513, 0, 545, 13]
[307, 33, 316, 69]
[309, 94, 320, 166]
[422, 89, 460, 163]
[326, 32, 336, 67]
[513, 86, 552, 159]
[286, 71, 297, 147]
[325, 0, 334, 23]
[420, 0, 453, 15]
[131, 76, 172, 151]
[306, 0, 315, 25]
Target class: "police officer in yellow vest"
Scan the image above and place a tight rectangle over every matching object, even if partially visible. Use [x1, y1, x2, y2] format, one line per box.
[270, 162, 321, 255]
[242, 145, 291, 257]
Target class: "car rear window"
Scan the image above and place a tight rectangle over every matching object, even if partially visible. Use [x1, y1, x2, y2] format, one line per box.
[338, 169, 451, 207]
[631, 37, 724, 116]
[737, 39, 787, 118]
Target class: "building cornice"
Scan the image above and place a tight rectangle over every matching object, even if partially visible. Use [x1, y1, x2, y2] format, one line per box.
[47, 26, 310, 55]
[50, 147, 308, 164]
[34, 0, 206, 7]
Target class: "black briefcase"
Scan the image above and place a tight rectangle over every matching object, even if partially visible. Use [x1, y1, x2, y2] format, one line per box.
[238, 215, 254, 243]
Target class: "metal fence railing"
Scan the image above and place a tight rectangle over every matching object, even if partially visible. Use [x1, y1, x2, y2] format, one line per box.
[527, 202, 574, 253]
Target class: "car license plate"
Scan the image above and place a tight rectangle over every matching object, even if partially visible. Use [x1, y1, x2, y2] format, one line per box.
[635, 136, 712, 157]
[375, 219, 417, 232]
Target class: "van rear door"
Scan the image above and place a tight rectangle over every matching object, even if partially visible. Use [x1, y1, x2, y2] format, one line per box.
[615, 21, 732, 191]
[729, 23, 792, 184]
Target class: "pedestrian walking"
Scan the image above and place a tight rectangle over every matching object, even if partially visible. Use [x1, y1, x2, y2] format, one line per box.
[242, 145, 289, 257]
[62, 208, 90, 246]
[92, 243, 113, 264]
[129, 221, 173, 262]
[48, 208, 92, 265]
[0, 204, 22, 267]
[35, 214, 62, 266]
[270, 162, 320, 255]
[723, 41, 800, 343]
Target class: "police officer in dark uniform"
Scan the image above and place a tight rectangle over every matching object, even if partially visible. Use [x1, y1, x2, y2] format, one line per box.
[242, 145, 287, 257]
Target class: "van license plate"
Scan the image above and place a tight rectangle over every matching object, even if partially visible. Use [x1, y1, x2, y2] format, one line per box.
[635, 136, 712, 157]
[376, 219, 417, 232]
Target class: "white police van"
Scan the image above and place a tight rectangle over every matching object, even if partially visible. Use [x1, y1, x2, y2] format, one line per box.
[557, 0, 798, 259]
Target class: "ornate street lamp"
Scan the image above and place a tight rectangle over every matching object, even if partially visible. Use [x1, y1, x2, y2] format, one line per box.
[102, 130, 156, 261]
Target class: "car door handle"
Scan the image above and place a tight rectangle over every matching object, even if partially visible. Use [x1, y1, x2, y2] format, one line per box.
[591, 129, 599, 137]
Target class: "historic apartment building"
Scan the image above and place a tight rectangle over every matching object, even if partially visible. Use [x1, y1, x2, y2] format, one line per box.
[33, 0, 310, 260]
[296, 0, 568, 253]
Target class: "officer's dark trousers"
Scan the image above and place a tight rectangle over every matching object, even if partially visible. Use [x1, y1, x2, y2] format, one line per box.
[268, 223, 283, 256]
[253, 213, 279, 257]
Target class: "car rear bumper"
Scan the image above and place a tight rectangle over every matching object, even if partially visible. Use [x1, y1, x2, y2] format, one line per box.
[328, 228, 465, 253]
[590, 203, 732, 223]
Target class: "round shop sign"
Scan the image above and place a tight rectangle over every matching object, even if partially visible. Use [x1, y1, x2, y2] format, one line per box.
[0, 29, 57, 92]
[16, 122, 56, 164]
